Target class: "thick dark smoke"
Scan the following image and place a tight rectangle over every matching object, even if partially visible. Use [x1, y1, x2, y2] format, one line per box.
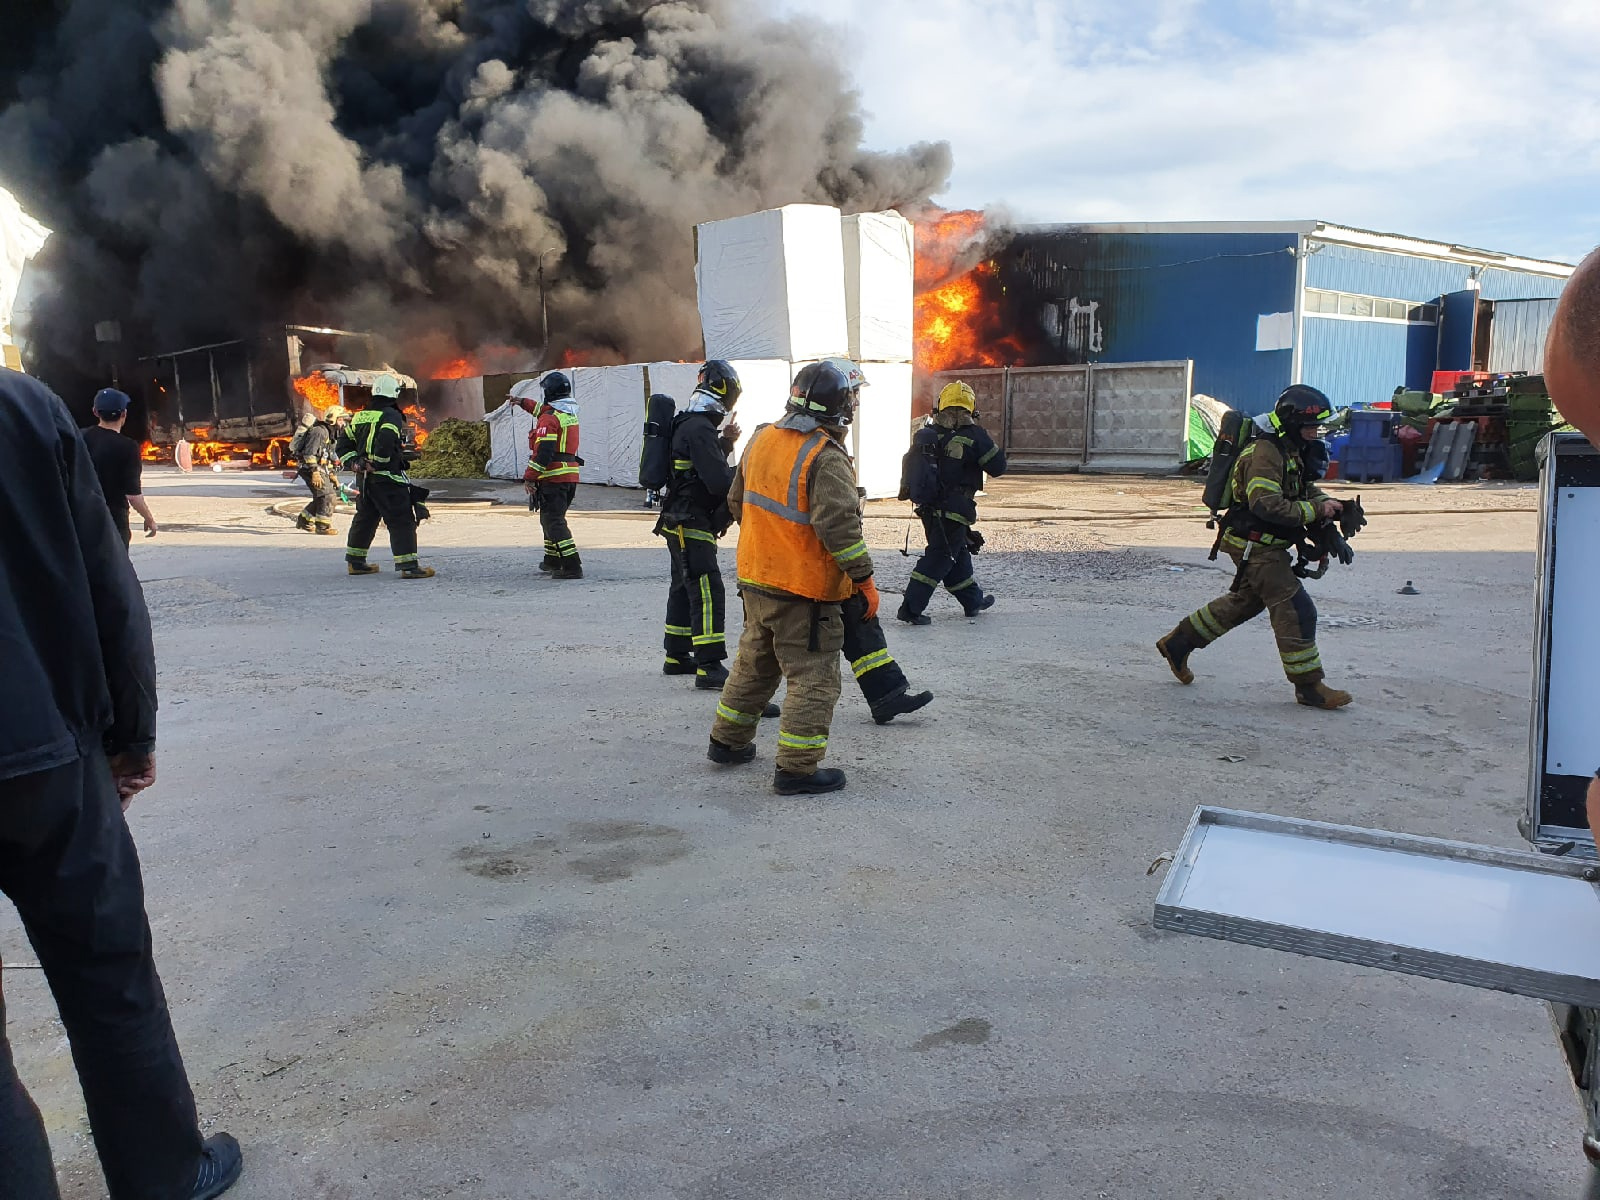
[1, 0, 951, 384]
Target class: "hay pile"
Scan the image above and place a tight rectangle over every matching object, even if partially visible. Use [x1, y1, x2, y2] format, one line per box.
[412, 418, 489, 478]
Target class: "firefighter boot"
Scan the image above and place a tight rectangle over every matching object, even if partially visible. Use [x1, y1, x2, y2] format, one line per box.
[314, 519, 337, 536]
[872, 689, 933, 725]
[773, 767, 847, 796]
[707, 737, 756, 765]
[1156, 628, 1196, 685]
[695, 662, 730, 690]
[553, 558, 584, 580]
[347, 560, 381, 576]
[296, 512, 314, 532]
[1295, 680, 1352, 709]
[539, 556, 558, 574]
[663, 657, 696, 676]
[895, 605, 932, 627]
[399, 564, 437, 580]
[962, 593, 996, 618]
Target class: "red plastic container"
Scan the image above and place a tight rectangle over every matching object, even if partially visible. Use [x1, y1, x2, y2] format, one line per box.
[1431, 370, 1492, 395]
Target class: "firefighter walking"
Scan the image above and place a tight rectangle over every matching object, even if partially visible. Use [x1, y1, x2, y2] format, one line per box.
[708, 362, 878, 795]
[659, 360, 741, 686]
[513, 373, 584, 579]
[290, 405, 345, 535]
[337, 374, 434, 579]
[897, 380, 1007, 625]
[1156, 385, 1351, 708]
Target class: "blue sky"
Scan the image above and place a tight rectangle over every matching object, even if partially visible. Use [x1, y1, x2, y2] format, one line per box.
[776, 0, 1600, 264]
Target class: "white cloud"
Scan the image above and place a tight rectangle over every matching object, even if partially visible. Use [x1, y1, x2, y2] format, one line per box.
[772, 0, 1600, 261]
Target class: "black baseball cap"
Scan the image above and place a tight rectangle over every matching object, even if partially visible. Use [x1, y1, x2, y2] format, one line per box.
[92, 388, 131, 416]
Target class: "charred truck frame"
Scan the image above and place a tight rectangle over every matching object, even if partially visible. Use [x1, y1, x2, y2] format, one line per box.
[138, 323, 419, 466]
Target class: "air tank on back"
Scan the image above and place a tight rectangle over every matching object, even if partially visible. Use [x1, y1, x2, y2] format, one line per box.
[1202, 407, 1249, 514]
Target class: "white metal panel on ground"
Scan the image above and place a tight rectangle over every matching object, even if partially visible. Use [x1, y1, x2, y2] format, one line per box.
[854, 362, 912, 498]
[695, 205, 847, 361]
[1155, 807, 1600, 1006]
[1545, 487, 1600, 776]
[842, 212, 914, 363]
[483, 401, 532, 480]
[1085, 361, 1192, 472]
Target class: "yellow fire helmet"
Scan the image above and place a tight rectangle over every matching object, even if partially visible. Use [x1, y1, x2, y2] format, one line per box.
[937, 380, 976, 412]
[323, 406, 347, 424]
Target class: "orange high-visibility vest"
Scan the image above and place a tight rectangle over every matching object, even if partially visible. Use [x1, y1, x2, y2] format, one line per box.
[736, 425, 853, 602]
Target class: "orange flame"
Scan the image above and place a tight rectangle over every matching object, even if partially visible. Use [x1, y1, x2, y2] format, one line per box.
[425, 356, 477, 380]
[402, 402, 430, 448]
[292, 372, 343, 414]
[913, 209, 1024, 374]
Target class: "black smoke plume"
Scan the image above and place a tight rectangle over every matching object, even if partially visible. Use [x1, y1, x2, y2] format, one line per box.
[1, 0, 951, 385]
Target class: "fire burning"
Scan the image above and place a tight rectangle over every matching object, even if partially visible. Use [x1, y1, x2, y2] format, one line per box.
[292, 371, 343, 414]
[913, 208, 1024, 374]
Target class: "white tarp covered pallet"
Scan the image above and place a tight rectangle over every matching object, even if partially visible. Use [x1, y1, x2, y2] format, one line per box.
[695, 205, 848, 362]
[1, 185, 50, 367]
[842, 212, 914, 364]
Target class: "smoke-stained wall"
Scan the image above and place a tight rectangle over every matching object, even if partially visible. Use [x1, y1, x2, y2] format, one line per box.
[0, 1, 951, 395]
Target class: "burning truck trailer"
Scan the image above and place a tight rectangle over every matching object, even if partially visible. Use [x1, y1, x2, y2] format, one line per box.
[137, 323, 422, 468]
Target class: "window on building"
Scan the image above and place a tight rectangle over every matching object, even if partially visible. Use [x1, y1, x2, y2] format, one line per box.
[1305, 288, 1438, 324]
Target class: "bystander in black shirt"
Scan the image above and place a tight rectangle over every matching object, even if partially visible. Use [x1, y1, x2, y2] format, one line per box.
[82, 424, 143, 544]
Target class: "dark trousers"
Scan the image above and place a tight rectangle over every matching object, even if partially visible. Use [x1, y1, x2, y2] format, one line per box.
[298, 466, 336, 521]
[0, 751, 202, 1200]
[111, 506, 132, 548]
[841, 591, 909, 712]
[902, 512, 983, 615]
[1177, 546, 1327, 685]
[538, 483, 580, 565]
[662, 527, 725, 666]
[346, 474, 419, 566]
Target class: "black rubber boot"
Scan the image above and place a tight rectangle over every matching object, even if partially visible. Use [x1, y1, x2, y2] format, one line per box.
[662, 657, 696, 676]
[538, 556, 558, 574]
[773, 767, 847, 795]
[762, 702, 781, 719]
[896, 605, 931, 627]
[707, 738, 756, 765]
[295, 512, 314, 532]
[553, 562, 584, 579]
[1157, 629, 1196, 685]
[191, 1132, 243, 1199]
[962, 593, 996, 617]
[872, 689, 933, 725]
[695, 662, 730, 690]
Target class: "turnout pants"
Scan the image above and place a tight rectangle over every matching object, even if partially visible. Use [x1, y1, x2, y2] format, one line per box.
[1178, 545, 1325, 684]
[0, 750, 203, 1200]
[662, 525, 726, 667]
[299, 465, 337, 525]
[841, 591, 909, 713]
[902, 511, 983, 616]
[346, 473, 420, 568]
[711, 590, 844, 774]
[538, 484, 581, 568]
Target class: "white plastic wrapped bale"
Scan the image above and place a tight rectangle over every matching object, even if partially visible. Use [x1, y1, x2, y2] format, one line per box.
[566, 365, 643, 486]
[483, 400, 533, 480]
[853, 362, 913, 499]
[726, 359, 798, 461]
[842, 212, 914, 363]
[696, 205, 849, 362]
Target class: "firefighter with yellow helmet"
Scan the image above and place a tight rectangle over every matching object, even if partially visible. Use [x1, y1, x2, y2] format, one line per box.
[336, 373, 434, 579]
[707, 361, 878, 795]
[896, 379, 1007, 625]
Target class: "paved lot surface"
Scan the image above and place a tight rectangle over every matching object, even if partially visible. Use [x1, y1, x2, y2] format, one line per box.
[5, 468, 1587, 1199]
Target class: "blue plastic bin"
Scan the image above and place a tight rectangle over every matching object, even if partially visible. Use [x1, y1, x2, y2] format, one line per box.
[1347, 410, 1399, 445]
[1341, 442, 1402, 482]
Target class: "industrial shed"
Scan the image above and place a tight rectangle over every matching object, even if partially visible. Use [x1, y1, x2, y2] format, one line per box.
[999, 222, 1573, 413]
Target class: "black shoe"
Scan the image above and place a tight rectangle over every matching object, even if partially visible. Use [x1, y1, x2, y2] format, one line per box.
[553, 565, 584, 579]
[538, 559, 556, 574]
[191, 1132, 243, 1199]
[662, 657, 696, 676]
[762, 702, 781, 719]
[872, 689, 933, 725]
[896, 605, 931, 626]
[708, 737, 756, 765]
[695, 663, 730, 690]
[773, 767, 847, 795]
[962, 594, 996, 617]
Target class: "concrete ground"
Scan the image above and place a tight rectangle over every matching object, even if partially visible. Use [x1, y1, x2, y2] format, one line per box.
[3, 467, 1588, 1199]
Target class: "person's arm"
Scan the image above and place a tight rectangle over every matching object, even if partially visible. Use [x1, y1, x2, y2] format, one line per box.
[335, 422, 360, 468]
[56, 404, 158, 798]
[726, 457, 745, 523]
[369, 414, 405, 473]
[687, 421, 735, 499]
[128, 493, 158, 536]
[809, 446, 874, 584]
[1243, 443, 1319, 528]
[976, 426, 1007, 478]
[123, 440, 157, 534]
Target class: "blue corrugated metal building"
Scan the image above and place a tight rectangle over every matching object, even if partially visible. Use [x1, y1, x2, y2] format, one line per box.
[1003, 222, 1573, 413]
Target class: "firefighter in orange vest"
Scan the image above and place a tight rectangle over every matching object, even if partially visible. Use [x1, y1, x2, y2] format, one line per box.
[707, 361, 877, 795]
[511, 372, 584, 579]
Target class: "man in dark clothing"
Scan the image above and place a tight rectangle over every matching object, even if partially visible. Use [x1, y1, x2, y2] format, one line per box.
[897, 380, 1008, 625]
[80, 387, 157, 546]
[659, 361, 741, 688]
[336, 374, 434, 579]
[0, 367, 241, 1199]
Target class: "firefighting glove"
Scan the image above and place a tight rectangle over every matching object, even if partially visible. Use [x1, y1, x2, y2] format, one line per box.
[856, 576, 880, 622]
[966, 528, 986, 554]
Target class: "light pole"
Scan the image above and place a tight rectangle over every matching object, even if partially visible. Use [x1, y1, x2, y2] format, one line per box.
[537, 248, 556, 356]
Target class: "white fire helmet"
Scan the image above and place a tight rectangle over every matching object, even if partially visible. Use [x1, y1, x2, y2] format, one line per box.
[371, 373, 402, 400]
[824, 357, 868, 394]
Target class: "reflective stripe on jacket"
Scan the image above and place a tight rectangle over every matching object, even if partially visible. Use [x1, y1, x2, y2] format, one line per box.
[528, 410, 581, 483]
[734, 424, 857, 602]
